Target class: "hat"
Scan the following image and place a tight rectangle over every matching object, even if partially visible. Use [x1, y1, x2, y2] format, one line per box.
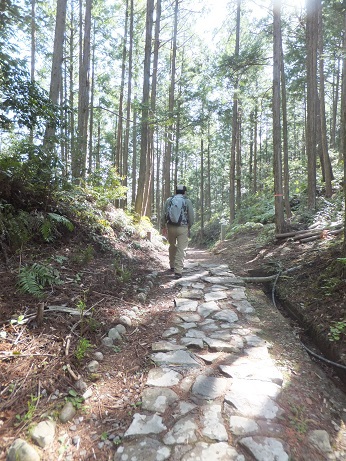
[176, 185, 187, 193]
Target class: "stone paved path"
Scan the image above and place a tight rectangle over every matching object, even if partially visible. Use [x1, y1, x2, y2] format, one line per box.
[113, 259, 345, 461]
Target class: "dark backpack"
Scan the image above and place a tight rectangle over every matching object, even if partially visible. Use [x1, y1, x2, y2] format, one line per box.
[166, 195, 186, 225]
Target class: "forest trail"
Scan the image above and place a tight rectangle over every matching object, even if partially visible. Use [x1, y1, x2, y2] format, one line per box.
[3, 246, 346, 461]
[112, 248, 346, 461]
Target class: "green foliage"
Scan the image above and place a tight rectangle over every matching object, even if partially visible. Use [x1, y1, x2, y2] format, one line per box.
[190, 216, 223, 247]
[40, 213, 74, 242]
[233, 194, 275, 226]
[66, 389, 85, 409]
[17, 263, 61, 298]
[75, 338, 92, 361]
[288, 404, 313, 435]
[16, 395, 38, 424]
[0, 140, 64, 200]
[0, 202, 74, 250]
[71, 245, 94, 266]
[85, 167, 127, 209]
[0, 57, 60, 133]
[113, 255, 132, 284]
[329, 320, 346, 342]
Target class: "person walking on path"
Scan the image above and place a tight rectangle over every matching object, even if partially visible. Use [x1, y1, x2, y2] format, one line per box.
[161, 185, 194, 278]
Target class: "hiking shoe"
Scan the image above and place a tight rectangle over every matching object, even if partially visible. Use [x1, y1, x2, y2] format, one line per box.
[170, 267, 174, 272]
[174, 273, 182, 279]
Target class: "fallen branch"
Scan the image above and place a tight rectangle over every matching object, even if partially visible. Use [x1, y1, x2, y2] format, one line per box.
[241, 265, 302, 283]
[65, 363, 81, 381]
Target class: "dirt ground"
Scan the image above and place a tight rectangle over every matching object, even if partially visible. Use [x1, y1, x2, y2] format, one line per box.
[0, 227, 346, 460]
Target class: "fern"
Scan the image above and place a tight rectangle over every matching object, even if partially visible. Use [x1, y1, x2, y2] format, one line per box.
[40, 212, 74, 242]
[17, 263, 61, 298]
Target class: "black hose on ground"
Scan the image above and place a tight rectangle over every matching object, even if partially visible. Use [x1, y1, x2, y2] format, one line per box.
[255, 270, 346, 372]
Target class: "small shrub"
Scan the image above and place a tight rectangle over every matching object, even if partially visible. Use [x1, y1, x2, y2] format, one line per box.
[75, 338, 92, 361]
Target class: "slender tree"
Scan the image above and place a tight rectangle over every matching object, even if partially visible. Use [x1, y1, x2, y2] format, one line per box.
[273, 0, 285, 233]
[229, 0, 241, 223]
[134, 0, 154, 216]
[306, 0, 318, 209]
[43, 0, 67, 151]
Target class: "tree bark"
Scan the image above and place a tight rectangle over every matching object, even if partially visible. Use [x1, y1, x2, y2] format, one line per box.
[317, 0, 333, 197]
[72, 0, 92, 181]
[342, 11, 346, 255]
[306, 0, 318, 210]
[43, 0, 67, 151]
[229, 0, 241, 224]
[134, 0, 154, 216]
[273, 0, 285, 233]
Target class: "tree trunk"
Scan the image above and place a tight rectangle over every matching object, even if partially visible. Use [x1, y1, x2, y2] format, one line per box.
[43, 0, 67, 151]
[200, 138, 204, 238]
[123, 0, 134, 209]
[280, 26, 291, 220]
[72, 0, 92, 181]
[134, 0, 154, 216]
[116, 0, 129, 179]
[230, 0, 241, 224]
[163, 0, 179, 202]
[317, 0, 333, 197]
[88, 21, 96, 176]
[273, 0, 285, 233]
[306, 0, 318, 210]
[342, 11, 346, 255]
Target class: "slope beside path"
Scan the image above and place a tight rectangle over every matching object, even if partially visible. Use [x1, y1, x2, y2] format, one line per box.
[113, 249, 346, 461]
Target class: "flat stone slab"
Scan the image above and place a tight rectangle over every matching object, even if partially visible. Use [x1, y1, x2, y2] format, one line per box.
[124, 413, 166, 438]
[163, 416, 198, 445]
[308, 430, 333, 453]
[245, 335, 267, 347]
[185, 329, 206, 339]
[225, 380, 282, 420]
[220, 360, 283, 386]
[204, 291, 228, 302]
[172, 401, 197, 418]
[200, 320, 219, 331]
[239, 437, 289, 461]
[192, 375, 231, 400]
[204, 336, 243, 352]
[146, 368, 183, 387]
[174, 299, 199, 312]
[162, 327, 180, 338]
[233, 300, 255, 314]
[196, 351, 225, 364]
[141, 387, 179, 413]
[114, 437, 171, 461]
[152, 341, 186, 352]
[179, 289, 204, 299]
[177, 313, 201, 322]
[210, 331, 234, 341]
[180, 338, 204, 348]
[192, 282, 205, 289]
[180, 322, 197, 329]
[181, 442, 245, 461]
[151, 350, 201, 367]
[198, 301, 220, 317]
[229, 416, 259, 436]
[213, 310, 239, 324]
[201, 404, 228, 441]
[230, 288, 247, 300]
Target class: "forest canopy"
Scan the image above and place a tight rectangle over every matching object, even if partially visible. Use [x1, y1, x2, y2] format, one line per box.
[0, 0, 346, 249]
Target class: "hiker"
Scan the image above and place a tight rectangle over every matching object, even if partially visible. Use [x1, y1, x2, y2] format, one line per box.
[161, 185, 194, 279]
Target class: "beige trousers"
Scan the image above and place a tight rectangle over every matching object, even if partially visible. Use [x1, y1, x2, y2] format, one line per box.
[167, 225, 189, 274]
